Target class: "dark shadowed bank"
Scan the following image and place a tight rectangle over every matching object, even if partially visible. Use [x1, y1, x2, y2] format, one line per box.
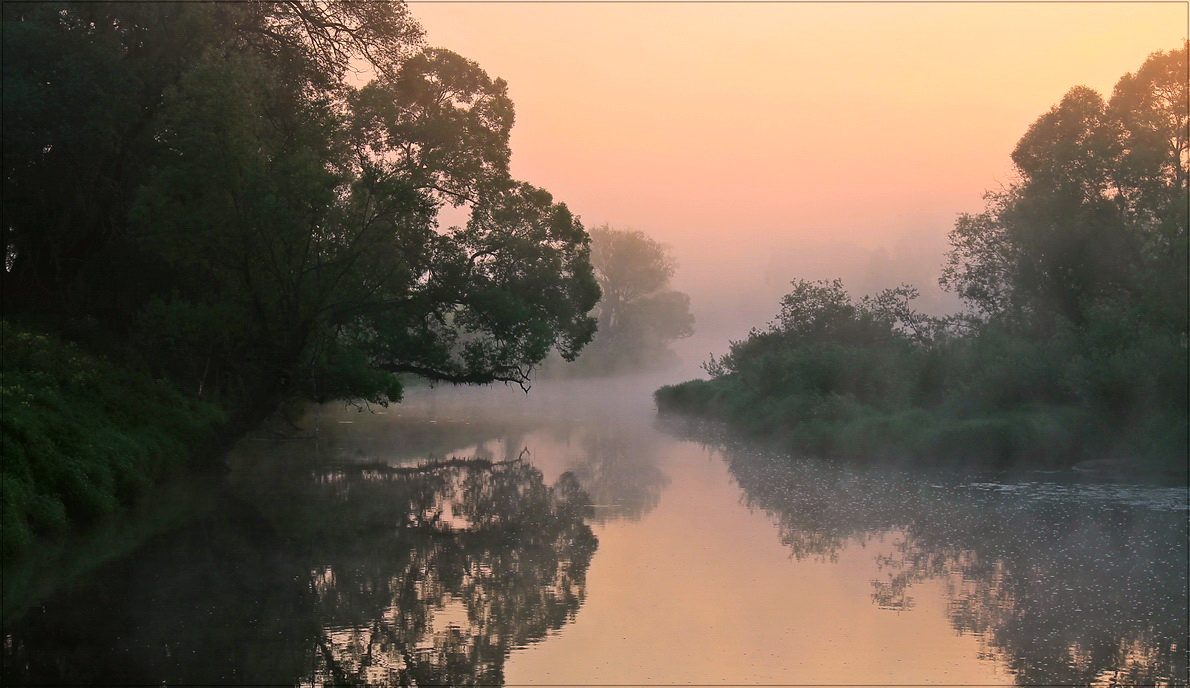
[657, 45, 1188, 478]
[1, 322, 226, 560]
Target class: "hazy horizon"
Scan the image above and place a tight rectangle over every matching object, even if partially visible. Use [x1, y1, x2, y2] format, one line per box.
[411, 2, 1186, 373]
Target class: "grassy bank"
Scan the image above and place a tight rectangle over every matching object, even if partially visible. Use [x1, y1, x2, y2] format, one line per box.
[1, 322, 226, 559]
[656, 379, 1184, 473]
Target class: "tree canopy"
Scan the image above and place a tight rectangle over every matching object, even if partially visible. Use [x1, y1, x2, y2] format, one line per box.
[660, 44, 1188, 471]
[563, 226, 693, 375]
[2, 1, 600, 419]
[940, 43, 1187, 328]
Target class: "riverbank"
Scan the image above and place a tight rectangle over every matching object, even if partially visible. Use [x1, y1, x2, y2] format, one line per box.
[1, 322, 226, 560]
[654, 377, 1187, 478]
[5, 378, 1185, 685]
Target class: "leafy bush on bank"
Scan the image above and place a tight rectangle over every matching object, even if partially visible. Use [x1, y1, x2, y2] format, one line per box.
[2, 322, 225, 558]
[656, 299, 1186, 472]
[657, 45, 1187, 475]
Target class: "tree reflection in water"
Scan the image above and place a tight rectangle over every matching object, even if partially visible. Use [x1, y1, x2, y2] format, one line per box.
[660, 417, 1188, 687]
[264, 397, 671, 525]
[239, 457, 598, 686]
[566, 427, 669, 523]
[4, 457, 595, 686]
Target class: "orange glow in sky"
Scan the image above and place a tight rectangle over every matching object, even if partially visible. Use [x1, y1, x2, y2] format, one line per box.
[410, 1, 1187, 347]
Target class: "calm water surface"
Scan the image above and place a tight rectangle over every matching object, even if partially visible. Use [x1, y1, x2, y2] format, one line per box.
[4, 377, 1187, 685]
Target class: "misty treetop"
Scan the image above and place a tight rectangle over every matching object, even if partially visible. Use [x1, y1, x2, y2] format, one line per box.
[556, 226, 694, 375]
[657, 44, 1188, 472]
[3, 1, 600, 420]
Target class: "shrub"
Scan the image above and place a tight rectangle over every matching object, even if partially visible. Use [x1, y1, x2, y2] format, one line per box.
[1, 322, 225, 558]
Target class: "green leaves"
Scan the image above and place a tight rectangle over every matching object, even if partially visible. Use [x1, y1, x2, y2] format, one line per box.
[353, 182, 599, 386]
[943, 44, 1188, 326]
[673, 45, 1188, 471]
[6, 2, 601, 412]
[349, 48, 514, 206]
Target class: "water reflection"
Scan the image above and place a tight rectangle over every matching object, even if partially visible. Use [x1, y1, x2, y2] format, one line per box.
[270, 391, 671, 525]
[289, 460, 597, 686]
[661, 417, 1188, 686]
[555, 428, 667, 523]
[401, 384, 673, 525]
[4, 454, 595, 686]
[3, 494, 317, 683]
[7, 384, 1185, 686]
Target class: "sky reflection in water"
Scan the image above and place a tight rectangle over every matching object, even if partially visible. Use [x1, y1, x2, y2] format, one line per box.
[3, 379, 1186, 686]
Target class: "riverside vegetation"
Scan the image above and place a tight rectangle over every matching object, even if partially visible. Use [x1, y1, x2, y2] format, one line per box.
[3, 2, 602, 558]
[657, 46, 1188, 475]
[1, 323, 225, 558]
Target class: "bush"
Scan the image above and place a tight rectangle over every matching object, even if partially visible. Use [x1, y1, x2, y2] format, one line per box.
[1, 322, 225, 559]
[655, 277, 1187, 473]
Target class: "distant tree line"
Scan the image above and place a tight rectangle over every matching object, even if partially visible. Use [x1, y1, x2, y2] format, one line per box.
[657, 45, 1188, 472]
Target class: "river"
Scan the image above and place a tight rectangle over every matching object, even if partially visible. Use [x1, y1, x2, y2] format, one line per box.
[3, 376, 1187, 685]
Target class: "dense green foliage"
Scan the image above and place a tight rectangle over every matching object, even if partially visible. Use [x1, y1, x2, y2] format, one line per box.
[2, 1, 601, 555]
[1, 323, 225, 558]
[556, 226, 694, 375]
[3, 1, 599, 417]
[657, 46, 1188, 472]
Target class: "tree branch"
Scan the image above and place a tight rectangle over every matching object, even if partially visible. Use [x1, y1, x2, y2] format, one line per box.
[378, 362, 532, 391]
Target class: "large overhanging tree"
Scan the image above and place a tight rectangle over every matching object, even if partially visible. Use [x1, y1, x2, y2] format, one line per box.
[3, 1, 599, 413]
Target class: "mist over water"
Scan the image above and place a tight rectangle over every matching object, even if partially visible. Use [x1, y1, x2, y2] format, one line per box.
[668, 224, 964, 378]
[5, 377, 1185, 685]
[410, 4, 1183, 374]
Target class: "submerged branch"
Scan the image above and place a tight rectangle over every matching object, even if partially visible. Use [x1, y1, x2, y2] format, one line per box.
[328, 456, 523, 476]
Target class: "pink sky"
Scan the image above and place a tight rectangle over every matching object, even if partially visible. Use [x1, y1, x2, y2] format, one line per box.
[410, 1, 1187, 356]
